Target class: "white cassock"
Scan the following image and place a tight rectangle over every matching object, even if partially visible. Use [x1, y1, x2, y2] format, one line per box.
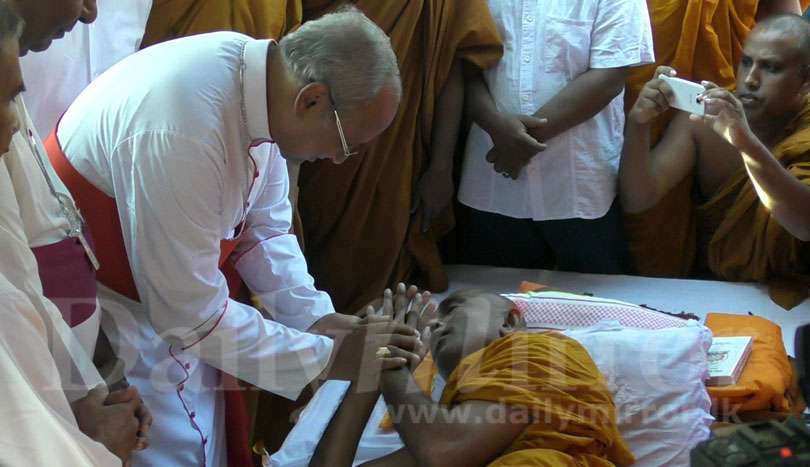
[56, 32, 336, 467]
[20, 0, 152, 137]
[0, 273, 118, 466]
[2, 97, 101, 356]
[0, 154, 102, 400]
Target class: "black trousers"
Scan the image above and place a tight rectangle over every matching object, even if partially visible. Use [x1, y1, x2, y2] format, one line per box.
[459, 200, 630, 274]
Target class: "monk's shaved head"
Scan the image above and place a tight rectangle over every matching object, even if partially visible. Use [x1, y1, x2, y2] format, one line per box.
[437, 289, 515, 319]
[431, 290, 525, 379]
[754, 14, 810, 67]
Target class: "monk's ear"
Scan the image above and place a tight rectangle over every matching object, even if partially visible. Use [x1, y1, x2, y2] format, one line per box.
[293, 82, 332, 118]
[499, 310, 526, 337]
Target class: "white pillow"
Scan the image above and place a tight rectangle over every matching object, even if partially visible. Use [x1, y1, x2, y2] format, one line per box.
[563, 322, 714, 467]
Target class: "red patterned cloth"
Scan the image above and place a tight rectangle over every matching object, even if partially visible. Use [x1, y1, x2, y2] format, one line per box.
[505, 292, 690, 330]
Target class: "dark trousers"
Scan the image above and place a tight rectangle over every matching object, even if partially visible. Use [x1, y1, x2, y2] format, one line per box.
[460, 200, 630, 274]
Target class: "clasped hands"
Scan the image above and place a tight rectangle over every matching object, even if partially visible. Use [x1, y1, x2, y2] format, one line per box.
[316, 283, 436, 391]
[485, 113, 548, 180]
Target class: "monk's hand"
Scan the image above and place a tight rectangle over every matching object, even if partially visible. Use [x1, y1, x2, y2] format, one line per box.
[630, 66, 677, 125]
[691, 82, 755, 151]
[71, 384, 140, 463]
[486, 113, 547, 179]
[412, 164, 453, 233]
[379, 284, 432, 370]
[320, 313, 420, 390]
[105, 385, 153, 451]
[406, 292, 436, 368]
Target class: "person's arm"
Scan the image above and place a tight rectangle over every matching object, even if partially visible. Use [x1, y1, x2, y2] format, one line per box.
[111, 133, 336, 400]
[464, 66, 547, 179]
[412, 59, 463, 232]
[756, 0, 802, 20]
[309, 385, 381, 467]
[619, 67, 698, 213]
[530, 67, 629, 142]
[379, 368, 526, 467]
[696, 83, 810, 240]
[232, 148, 338, 332]
[311, 286, 426, 467]
[358, 448, 418, 467]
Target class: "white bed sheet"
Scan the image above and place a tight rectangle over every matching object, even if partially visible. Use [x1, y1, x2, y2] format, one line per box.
[435, 265, 808, 356]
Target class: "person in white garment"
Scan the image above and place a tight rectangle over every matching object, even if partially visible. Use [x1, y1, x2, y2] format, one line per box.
[0, 4, 147, 463]
[50, 6, 415, 466]
[20, 0, 152, 138]
[3, 0, 103, 366]
[458, 0, 655, 273]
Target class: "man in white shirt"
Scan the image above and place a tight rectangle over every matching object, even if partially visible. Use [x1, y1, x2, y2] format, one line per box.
[49, 7, 411, 466]
[458, 0, 655, 273]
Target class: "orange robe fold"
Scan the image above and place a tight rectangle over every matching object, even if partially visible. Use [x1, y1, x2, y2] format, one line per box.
[441, 332, 634, 467]
[296, 0, 503, 314]
[141, 0, 303, 46]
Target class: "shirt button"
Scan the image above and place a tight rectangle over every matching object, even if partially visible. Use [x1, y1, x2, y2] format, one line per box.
[185, 363, 191, 370]
[527, 16, 534, 23]
[190, 412, 196, 418]
[523, 57, 530, 64]
[178, 384, 185, 391]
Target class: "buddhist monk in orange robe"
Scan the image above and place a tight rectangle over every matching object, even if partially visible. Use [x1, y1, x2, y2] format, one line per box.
[620, 15, 810, 309]
[312, 290, 633, 467]
[621, 1, 809, 288]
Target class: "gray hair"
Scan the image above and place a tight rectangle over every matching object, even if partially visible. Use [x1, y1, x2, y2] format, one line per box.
[0, 1, 23, 42]
[279, 5, 401, 118]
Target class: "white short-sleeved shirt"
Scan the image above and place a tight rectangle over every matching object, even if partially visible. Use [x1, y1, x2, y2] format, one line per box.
[458, 0, 654, 221]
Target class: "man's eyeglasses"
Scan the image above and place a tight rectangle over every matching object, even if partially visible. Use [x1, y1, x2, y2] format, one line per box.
[333, 109, 359, 160]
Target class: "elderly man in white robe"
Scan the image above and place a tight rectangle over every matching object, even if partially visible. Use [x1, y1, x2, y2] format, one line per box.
[47, 6, 416, 466]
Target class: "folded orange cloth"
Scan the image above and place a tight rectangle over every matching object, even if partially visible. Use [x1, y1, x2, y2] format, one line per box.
[519, 281, 551, 294]
[705, 313, 793, 415]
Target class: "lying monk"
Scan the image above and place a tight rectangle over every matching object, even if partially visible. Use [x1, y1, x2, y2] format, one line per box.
[308, 288, 633, 467]
[620, 14, 810, 306]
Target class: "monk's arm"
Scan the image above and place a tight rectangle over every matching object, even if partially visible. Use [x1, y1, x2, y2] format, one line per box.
[738, 138, 810, 241]
[379, 368, 526, 467]
[428, 59, 463, 174]
[756, 0, 802, 20]
[619, 112, 698, 213]
[414, 59, 464, 230]
[465, 65, 506, 136]
[530, 67, 629, 142]
[310, 385, 380, 467]
[358, 448, 418, 466]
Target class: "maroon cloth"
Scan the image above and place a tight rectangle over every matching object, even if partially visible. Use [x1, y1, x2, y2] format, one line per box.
[31, 225, 98, 327]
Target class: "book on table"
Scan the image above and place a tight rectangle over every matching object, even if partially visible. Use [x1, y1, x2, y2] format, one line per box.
[707, 336, 753, 387]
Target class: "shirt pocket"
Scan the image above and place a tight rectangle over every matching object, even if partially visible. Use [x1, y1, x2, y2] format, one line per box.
[542, 15, 593, 79]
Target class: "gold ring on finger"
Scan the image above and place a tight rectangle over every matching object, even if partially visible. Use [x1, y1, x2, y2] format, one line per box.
[376, 346, 392, 359]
